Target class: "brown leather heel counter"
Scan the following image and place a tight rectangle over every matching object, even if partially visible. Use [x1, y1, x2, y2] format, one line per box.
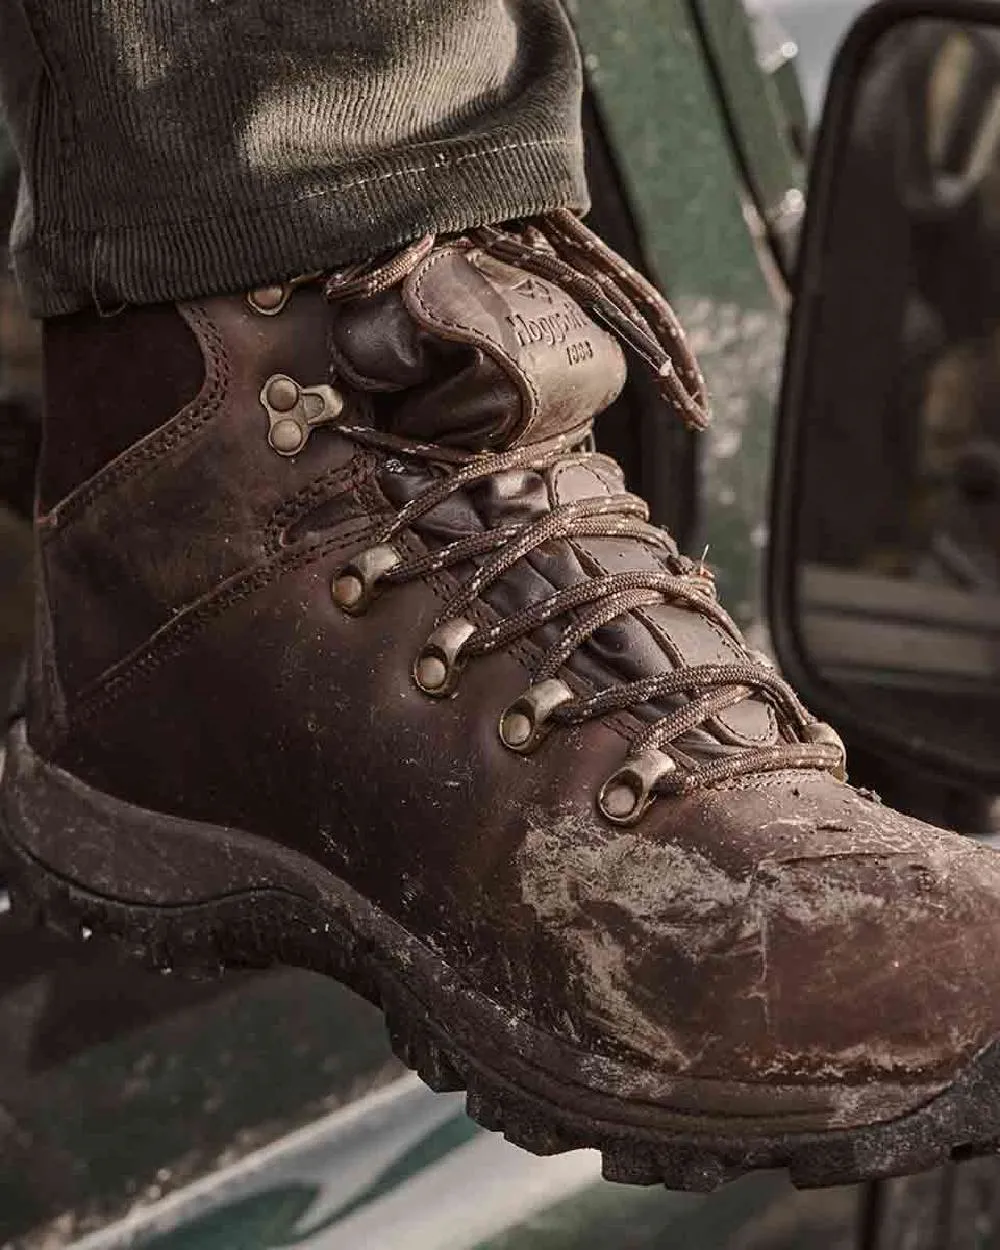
[40, 303, 205, 513]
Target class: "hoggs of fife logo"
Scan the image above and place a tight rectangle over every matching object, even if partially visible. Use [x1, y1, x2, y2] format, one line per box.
[505, 277, 592, 352]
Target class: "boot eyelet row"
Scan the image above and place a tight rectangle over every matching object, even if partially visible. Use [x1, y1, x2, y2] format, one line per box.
[498, 678, 574, 753]
[331, 545, 401, 615]
[597, 748, 678, 825]
[413, 619, 475, 697]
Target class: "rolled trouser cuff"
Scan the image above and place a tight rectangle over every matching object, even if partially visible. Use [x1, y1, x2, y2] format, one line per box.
[14, 133, 587, 317]
[1, 0, 587, 316]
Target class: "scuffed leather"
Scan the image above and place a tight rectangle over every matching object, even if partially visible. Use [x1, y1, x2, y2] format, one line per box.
[30, 261, 1000, 1098]
[37, 291, 361, 692]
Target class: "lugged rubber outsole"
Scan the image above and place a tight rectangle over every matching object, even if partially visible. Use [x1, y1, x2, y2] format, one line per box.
[4, 813, 1000, 1195]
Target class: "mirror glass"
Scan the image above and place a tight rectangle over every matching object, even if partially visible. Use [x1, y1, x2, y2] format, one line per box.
[787, 15, 1000, 780]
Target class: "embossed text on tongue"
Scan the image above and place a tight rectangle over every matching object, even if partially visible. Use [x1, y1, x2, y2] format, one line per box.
[328, 242, 626, 451]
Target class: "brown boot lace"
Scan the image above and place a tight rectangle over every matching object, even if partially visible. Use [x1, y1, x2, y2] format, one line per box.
[324, 213, 845, 824]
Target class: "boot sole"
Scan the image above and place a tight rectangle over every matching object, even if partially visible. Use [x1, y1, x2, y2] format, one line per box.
[2, 719, 1000, 1193]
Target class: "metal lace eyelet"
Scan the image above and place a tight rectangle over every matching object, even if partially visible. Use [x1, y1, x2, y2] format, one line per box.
[331, 545, 401, 615]
[247, 284, 288, 315]
[597, 748, 678, 826]
[413, 618, 475, 697]
[803, 721, 847, 781]
[246, 271, 323, 316]
[498, 678, 574, 753]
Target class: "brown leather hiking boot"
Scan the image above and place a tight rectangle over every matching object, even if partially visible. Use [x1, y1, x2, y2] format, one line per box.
[4, 211, 1000, 1191]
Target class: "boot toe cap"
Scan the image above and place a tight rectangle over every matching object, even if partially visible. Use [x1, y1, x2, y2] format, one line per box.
[519, 775, 1000, 1090]
[729, 837, 1000, 1082]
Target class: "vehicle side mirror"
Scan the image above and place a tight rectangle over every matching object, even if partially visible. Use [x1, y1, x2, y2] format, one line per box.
[769, 0, 1000, 791]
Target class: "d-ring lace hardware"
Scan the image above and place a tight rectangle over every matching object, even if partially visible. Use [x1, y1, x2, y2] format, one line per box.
[331, 544, 401, 615]
[414, 618, 476, 696]
[499, 678, 575, 753]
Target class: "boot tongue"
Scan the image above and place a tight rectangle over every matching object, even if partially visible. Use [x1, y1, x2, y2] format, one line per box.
[328, 242, 626, 450]
[329, 239, 779, 752]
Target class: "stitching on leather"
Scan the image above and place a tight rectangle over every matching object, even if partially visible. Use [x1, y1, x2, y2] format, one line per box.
[571, 537, 686, 674]
[44, 304, 230, 532]
[637, 602, 776, 746]
[32, 557, 68, 743]
[74, 526, 372, 721]
[715, 769, 826, 794]
[550, 458, 613, 502]
[630, 603, 691, 672]
[73, 459, 637, 748]
[700, 614, 777, 744]
[265, 451, 375, 552]
[408, 246, 541, 436]
[568, 534, 775, 746]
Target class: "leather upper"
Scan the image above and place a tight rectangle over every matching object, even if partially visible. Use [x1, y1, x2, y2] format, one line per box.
[29, 239, 1000, 1098]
